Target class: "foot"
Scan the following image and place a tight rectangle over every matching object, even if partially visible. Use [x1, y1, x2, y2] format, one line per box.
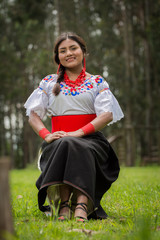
[58, 200, 70, 220]
[58, 215, 69, 221]
[74, 203, 88, 221]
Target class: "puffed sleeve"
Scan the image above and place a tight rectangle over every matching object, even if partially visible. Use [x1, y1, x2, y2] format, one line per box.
[24, 76, 50, 119]
[94, 78, 124, 125]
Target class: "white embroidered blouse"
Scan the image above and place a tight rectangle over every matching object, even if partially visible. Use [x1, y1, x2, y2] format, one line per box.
[24, 74, 124, 125]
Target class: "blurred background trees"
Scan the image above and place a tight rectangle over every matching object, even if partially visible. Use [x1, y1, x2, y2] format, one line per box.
[0, 0, 160, 168]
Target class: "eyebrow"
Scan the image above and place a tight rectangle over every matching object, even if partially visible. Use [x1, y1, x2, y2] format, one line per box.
[59, 45, 77, 50]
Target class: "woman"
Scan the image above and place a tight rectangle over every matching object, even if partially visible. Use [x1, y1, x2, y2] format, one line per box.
[24, 32, 124, 222]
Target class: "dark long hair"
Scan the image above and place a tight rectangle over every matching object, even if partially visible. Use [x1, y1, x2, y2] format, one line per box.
[53, 32, 87, 95]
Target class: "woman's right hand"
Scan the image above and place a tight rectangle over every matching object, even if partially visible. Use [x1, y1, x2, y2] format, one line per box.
[28, 112, 68, 143]
[44, 131, 67, 143]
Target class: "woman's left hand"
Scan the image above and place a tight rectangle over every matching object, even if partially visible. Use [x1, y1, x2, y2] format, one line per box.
[45, 131, 68, 143]
[66, 129, 84, 138]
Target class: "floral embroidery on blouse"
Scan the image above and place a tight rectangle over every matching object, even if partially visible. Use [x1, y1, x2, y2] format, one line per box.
[60, 75, 103, 96]
[43, 75, 54, 82]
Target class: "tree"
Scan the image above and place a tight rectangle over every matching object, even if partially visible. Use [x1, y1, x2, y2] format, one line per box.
[0, 0, 159, 167]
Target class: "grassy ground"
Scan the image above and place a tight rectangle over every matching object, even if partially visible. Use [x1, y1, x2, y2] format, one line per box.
[9, 166, 160, 240]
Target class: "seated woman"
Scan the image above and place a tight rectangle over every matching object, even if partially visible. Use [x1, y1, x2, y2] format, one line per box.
[24, 32, 124, 222]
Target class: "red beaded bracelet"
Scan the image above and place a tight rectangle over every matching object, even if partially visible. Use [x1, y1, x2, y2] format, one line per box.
[81, 123, 95, 135]
[39, 128, 50, 140]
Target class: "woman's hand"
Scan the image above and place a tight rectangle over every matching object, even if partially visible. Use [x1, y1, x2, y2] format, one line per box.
[44, 131, 68, 143]
[66, 129, 84, 138]
[44, 129, 84, 143]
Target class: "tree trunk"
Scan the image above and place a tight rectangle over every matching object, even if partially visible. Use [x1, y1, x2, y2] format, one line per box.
[140, 0, 152, 158]
[22, 116, 30, 168]
[121, 1, 135, 166]
[0, 157, 14, 239]
[0, 102, 5, 157]
[8, 104, 14, 168]
[55, 0, 62, 34]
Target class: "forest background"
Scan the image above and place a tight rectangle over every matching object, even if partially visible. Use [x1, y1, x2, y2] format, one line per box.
[0, 0, 160, 168]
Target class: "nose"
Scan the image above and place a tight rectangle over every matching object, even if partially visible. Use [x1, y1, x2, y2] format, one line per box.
[66, 49, 72, 56]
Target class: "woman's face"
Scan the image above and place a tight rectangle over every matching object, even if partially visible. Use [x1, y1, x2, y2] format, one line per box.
[58, 38, 84, 69]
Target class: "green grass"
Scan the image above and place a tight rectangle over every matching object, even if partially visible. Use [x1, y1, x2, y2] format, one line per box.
[9, 166, 160, 240]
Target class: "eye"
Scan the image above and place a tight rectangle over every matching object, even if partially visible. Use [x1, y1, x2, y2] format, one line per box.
[71, 47, 77, 51]
[59, 50, 66, 53]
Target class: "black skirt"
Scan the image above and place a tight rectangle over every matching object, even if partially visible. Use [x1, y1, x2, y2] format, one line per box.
[36, 131, 120, 219]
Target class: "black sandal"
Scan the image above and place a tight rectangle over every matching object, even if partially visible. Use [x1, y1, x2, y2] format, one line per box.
[75, 203, 88, 222]
[58, 200, 70, 221]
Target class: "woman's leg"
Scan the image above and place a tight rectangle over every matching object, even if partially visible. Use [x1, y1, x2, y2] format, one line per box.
[59, 184, 72, 217]
[74, 190, 88, 219]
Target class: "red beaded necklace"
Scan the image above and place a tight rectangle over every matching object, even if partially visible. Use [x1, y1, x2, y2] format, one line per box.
[64, 67, 86, 88]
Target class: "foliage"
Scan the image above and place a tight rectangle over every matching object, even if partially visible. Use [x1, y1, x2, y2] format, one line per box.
[0, 0, 160, 167]
[10, 166, 160, 239]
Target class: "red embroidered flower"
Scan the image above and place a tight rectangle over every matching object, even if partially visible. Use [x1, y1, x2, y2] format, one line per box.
[95, 77, 103, 84]
[70, 88, 77, 96]
[85, 82, 93, 89]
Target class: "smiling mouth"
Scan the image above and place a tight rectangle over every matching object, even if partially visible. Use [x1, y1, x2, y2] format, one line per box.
[66, 57, 75, 62]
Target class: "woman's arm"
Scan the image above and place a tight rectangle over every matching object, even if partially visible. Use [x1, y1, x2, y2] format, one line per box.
[67, 112, 113, 137]
[28, 111, 46, 135]
[91, 111, 113, 131]
[29, 111, 112, 140]
[28, 111, 67, 143]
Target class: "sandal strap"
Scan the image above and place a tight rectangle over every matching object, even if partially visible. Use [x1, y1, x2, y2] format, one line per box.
[75, 202, 88, 213]
[58, 215, 69, 221]
[76, 216, 88, 222]
[59, 200, 70, 210]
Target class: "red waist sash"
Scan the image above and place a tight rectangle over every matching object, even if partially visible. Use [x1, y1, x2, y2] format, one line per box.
[51, 114, 96, 133]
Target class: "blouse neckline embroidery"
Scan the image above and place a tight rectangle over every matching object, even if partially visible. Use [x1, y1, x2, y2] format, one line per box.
[60, 75, 103, 96]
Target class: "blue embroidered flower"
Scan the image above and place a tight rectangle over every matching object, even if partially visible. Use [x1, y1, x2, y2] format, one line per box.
[70, 88, 77, 96]
[85, 82, 93, 89]
[43, 75, 53, 82]
[95, 77, 103, 85]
